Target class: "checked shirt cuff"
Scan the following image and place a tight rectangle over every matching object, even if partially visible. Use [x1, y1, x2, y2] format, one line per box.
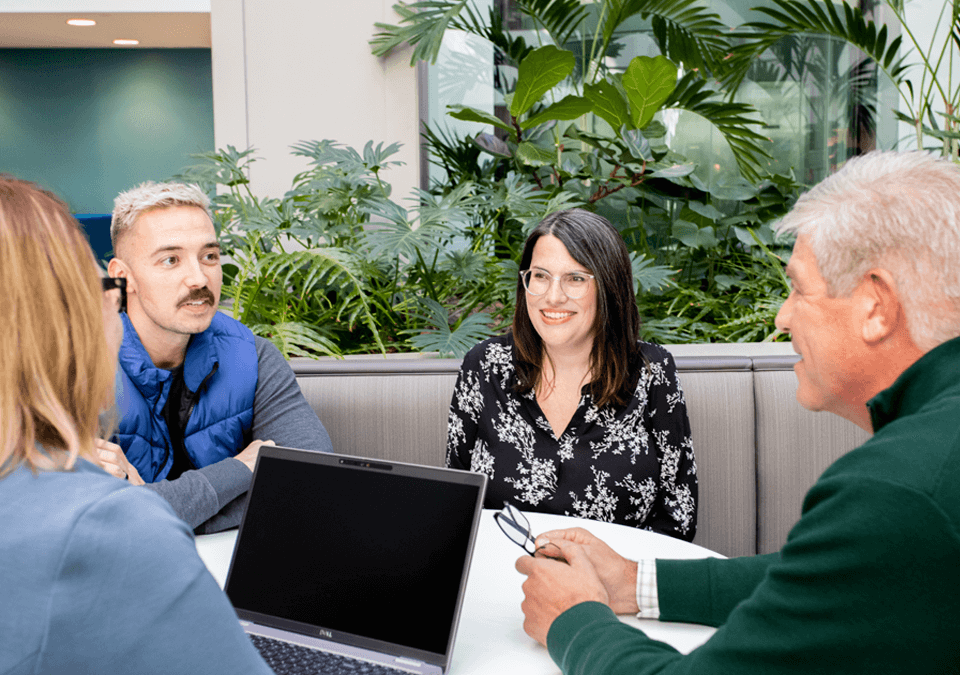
[636, 559, 660, 619]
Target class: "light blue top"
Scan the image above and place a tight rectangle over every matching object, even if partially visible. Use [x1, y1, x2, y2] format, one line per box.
[0, 456, 271, 675]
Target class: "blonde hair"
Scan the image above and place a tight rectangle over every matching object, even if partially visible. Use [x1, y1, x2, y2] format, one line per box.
[776, 151, 960, 353]
[0, 176, 115, 477]
[111, 181, 211, 255]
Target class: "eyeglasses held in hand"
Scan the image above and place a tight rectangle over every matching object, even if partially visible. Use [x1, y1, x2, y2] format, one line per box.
[520, 269, 594, 300]
[101, 277, 127, 314]
[493, 503, 566, 562]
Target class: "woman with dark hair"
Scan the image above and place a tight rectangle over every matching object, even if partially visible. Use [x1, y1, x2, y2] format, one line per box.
[447, 208, 697, 540]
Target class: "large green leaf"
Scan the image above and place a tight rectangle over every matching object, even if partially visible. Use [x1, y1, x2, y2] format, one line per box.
[649, 162, 696, 179]
[584, 80, 631, 130]
[622, 56, 678, 129]
[403, 299, 495, 357]
[473, 132, 512, 157]
[515, 142, 557, 166]
[673, 220, 719, 248]
[511, 45, 576, 118]
[521, 95, 593, 129]
[447, 104, 515, 134]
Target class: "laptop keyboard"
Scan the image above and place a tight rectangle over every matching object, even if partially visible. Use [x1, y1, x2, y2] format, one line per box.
[249, 633, 411, 675]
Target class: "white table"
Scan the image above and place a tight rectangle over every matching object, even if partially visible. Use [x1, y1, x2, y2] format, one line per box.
[196, 510, 721, 674]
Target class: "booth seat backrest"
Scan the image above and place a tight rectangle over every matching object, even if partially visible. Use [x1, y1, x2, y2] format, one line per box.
[290, 354, 869, 559]
[752, 356, 870, 554]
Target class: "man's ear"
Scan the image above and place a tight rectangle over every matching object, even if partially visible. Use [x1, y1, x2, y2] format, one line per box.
[858, 269, 903, 345]
[107, 258, 131, 290]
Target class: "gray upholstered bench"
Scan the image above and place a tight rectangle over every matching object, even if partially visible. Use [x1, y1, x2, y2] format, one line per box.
[290, 344, 869, 559]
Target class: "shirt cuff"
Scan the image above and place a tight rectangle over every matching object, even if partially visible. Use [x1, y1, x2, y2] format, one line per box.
[636, 559, 660, 619]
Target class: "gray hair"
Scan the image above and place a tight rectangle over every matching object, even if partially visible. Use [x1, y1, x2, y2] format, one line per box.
[776, 150, 960, 353]
[111, 181, 212, 255]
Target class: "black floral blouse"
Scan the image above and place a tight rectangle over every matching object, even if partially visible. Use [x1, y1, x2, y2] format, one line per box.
[446, 335, 698, 541]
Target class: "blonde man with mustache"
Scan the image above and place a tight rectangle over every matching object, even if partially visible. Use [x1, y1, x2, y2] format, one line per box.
[100, 182, 331, 533]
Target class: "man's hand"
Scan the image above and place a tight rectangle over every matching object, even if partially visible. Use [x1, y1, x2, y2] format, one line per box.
[95, 438, 145, 486]
[234, 439, 275, 473]
[534, 527, 639, 615]
[515, 538, 610, 646]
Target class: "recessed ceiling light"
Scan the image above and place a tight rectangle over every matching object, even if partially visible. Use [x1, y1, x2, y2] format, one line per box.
[113, 39, 140, 46]
[66, 19, 96, 27]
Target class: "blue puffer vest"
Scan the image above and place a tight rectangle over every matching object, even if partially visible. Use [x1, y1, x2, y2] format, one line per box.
[115, 312, 258, 483]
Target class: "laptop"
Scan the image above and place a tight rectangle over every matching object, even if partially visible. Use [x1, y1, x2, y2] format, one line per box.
[224, 445, 487, 675]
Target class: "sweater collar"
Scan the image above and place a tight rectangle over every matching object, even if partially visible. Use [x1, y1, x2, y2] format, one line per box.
[867, 334, 960, 432]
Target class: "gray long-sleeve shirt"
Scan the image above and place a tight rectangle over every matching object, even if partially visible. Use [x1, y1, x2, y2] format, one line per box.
[142, 337, 332, 533]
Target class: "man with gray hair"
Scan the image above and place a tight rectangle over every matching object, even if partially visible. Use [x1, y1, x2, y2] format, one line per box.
[98, 181, 332, 533]
[513, 151, 960, 673]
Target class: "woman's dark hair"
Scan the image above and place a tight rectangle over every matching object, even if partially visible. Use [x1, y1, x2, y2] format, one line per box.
[512, 208, 642, 408]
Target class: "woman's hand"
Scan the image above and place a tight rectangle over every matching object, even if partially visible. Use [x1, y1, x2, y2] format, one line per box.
[95, 438, 144, 486]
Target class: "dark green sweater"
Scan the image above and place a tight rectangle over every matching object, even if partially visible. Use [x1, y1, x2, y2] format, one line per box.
[548, 336, 960, 674]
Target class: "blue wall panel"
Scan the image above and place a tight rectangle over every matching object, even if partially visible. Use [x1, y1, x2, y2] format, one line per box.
[0, 48, 214, 217]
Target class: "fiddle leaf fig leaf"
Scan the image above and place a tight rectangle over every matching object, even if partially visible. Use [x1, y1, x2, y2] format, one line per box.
[447, 104, 514, 134]
[521, 95, 593, 129]
[473, 133, 512, 157]
[649, 162, 696, 179]
[515, 142, 556, 167]
[622, 56, 678, 129]
[584, 80, 631, 130]
[620, 127, 652, 162]
[673, 220, 719, 249]
[511, 45, 575, 118]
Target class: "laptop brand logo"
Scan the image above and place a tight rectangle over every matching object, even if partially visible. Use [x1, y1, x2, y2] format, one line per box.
[317, 628, 332, 639]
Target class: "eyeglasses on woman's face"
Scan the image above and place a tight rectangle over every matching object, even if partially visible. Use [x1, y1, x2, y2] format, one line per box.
[520, 269, 595, 300]
[493, 503, 566, 561]
[101, 277, 127, 314]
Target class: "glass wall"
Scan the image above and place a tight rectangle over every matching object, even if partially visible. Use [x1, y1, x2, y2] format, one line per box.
[424, 0, 899, 188]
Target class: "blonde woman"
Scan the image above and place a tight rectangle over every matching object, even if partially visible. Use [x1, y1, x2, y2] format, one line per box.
[0, 177, 271, 674]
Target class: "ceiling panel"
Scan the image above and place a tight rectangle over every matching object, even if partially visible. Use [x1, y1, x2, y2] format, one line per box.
[0, 12, 210, 48]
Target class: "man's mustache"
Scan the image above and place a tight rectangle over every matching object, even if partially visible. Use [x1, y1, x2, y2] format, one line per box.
[177, 288, 216, 307]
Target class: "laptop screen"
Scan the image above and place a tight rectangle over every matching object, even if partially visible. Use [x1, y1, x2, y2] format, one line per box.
[225, 448, 485, 659]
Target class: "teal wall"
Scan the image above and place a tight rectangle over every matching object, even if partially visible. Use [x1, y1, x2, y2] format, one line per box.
[0, 48, 214, 215]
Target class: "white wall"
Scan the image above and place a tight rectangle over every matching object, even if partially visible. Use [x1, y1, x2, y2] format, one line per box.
[211, 0, 420, 201]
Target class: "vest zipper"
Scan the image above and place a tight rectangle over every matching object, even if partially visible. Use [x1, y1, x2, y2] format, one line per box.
[184, 362, 220, 429]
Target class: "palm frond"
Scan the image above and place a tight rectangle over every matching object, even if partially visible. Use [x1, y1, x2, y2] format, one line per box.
[728, 0, 910, 95]
[250, 321, 342, 359]
[173, 145, 257, 193]
[514, 0, 591, 50]
[602, 0, 731, 77]
[630, 252, 675, 293]
[370, 0, 484, 64]
[291, 139, 403, 180]
[248, 248, 386, 354]
[663, 73, 772, 181]
[403, 298, 495, 357]
[361, 189, 470, 261]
